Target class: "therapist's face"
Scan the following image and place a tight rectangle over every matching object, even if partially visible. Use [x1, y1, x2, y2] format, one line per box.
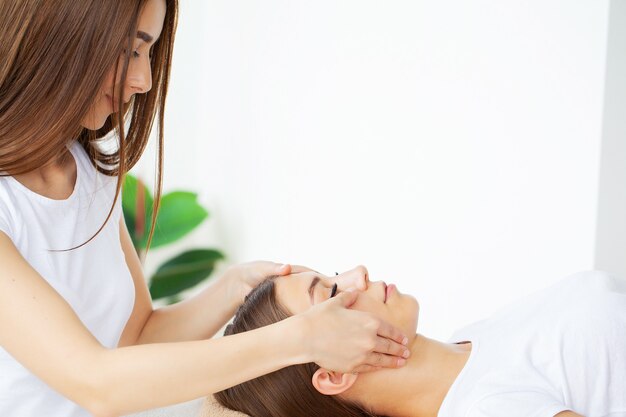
[274, 266, 420, 343]
[81, 0, 166, 130]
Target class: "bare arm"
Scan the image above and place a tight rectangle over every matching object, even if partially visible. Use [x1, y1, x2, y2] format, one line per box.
[555, 412, 585, 417]
[0, 230, 305, 416]
[0, 230, 409, 416]
[135, 275, 238, 343]
[117, 216, 237, 345]
[98, 318, 304, 416]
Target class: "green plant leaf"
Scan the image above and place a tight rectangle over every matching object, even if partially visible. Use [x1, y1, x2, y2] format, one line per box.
[149, 249, 224, 300]
[122, 174, 209, 250]
[121, 174, 154, 247]
[165, 295, 182, 305]
[139, 191, 209, 249]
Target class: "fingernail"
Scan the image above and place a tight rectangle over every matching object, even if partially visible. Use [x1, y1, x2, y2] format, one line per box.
[397, 358, 407, 367]
[402, 336, 409, 345]
[402, 349, 410, 358]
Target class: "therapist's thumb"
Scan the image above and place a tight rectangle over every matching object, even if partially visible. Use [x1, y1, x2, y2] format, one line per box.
[276, 264, 291, 276]
[334, 289, 359, 308]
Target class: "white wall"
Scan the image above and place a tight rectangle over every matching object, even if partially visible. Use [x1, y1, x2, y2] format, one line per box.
[595, 0, 626, 278]
[134, 0, 612, 341]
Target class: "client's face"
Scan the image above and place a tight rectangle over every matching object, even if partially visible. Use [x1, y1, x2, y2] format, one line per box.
[275, 266, 420, 342]
[214, 266, 421, 415]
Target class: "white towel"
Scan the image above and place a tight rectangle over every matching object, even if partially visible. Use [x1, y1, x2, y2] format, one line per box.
[126, 398, 204, 417]
[198, 396, 250, 417]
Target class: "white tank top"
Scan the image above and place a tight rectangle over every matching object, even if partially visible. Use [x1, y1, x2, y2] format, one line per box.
[0, 140, 135, 416]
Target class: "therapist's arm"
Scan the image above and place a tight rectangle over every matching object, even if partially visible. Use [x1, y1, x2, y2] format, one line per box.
[555, 411, 585, 417]
[117, 217, 291, 346]
[98, 316, 321, 415]
[1, 228, 409, 417]
[0, 234, 320, 416]
[130, 273, 241, 344]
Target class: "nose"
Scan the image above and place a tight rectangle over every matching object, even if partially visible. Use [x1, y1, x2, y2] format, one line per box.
[126, 56, 152, 96]
[334, 265, 369, 292]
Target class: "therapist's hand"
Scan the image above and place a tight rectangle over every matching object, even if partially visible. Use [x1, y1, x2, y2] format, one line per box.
[294, 290, 410, 374]
[224, 261, 315, 306]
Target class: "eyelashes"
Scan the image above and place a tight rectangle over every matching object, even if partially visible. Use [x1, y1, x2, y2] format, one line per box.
[329, 283, 338, 299]
[122, 48, 154, 59]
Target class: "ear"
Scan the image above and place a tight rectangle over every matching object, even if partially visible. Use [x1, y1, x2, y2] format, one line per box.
[311, 368, 359, 396]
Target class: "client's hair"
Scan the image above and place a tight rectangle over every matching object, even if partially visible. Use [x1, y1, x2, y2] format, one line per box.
[214, 278, 382, 417]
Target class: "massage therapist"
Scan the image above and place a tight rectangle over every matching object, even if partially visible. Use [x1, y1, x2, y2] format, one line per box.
[0, 1, 410, 416]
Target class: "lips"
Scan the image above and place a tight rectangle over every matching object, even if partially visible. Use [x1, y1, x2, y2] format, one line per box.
[385, 283, 396, 302]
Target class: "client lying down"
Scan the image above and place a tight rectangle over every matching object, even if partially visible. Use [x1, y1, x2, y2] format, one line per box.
[215, 268, 626, 417]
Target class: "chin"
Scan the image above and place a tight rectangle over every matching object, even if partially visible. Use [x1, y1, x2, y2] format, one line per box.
[80, 116, 108, 131]
[393, 294, 420, 337]
[407, 297, 420, 334]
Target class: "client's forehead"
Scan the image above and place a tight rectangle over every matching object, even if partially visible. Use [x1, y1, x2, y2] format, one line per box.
[274, 274, 318, 315]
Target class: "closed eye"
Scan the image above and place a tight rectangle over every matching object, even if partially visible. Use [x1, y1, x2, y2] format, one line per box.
[329, 283, 338, 299]
[308, 277, 338, 305]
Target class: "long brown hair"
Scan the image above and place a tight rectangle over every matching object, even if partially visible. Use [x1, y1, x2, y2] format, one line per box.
[0, 0, 178, 252]
[214, 279, 381, 417]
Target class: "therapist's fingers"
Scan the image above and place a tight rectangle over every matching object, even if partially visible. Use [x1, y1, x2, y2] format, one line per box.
[303, 291, 409, 373]
[336, 288, 359, 308]
[334, 292, 409, 364]
[376, 318, 410, 346]
[350, 364, 382, 374]
[374, 335, 411, 359]
[287, 264, 319, 274]
[275, 264, 291, 275]
[361, 352, 407, 371]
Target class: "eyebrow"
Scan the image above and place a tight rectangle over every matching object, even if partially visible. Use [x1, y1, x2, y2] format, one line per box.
[136, 31, 154, 43]
[308, 276, 321, 305]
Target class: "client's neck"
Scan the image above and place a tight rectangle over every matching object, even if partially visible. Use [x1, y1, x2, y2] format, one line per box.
[350, 334, 471, 417]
